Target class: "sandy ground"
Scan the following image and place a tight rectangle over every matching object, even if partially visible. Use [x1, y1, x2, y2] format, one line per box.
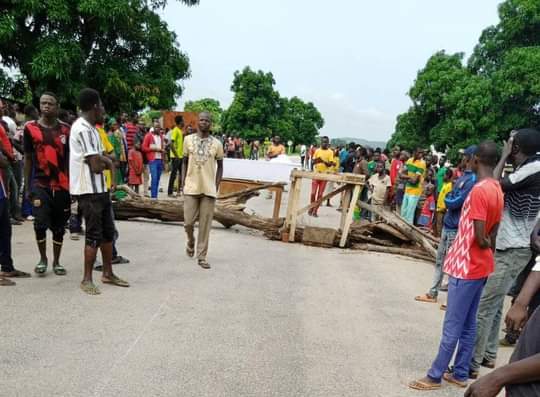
[2, 172, 513, 397]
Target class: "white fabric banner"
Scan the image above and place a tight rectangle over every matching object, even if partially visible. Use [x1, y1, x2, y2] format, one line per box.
[223, 156, 300, 184]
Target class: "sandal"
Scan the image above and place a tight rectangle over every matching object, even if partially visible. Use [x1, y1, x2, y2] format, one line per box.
[198, 260, 211, 270]
[34, 261, 48, 276]
[414, 294, 437, 303]
[186, 244, 195, 258]
[1, 269, 31, 278]
[53, 264, 67, 276]
[0, 277, 16, 286]
[102, 275, 130, 287]
[80, 281, 101, 295]
[408, 378, 441, 391]
[443, 372, 468, 388]
[440, 304, 447, 311]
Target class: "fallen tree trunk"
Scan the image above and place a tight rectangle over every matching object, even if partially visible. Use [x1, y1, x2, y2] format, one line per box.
[113, 184, 437, 260]
[351, 243, 433, 262]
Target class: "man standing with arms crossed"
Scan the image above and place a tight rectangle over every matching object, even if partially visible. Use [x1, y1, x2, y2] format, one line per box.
[182, 112, 224, 270]
[24, 92, 71, 276]
[167, 115, 184, 197]
[70, 88, 129, 295]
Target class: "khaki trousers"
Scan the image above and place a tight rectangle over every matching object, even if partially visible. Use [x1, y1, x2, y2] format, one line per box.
[184, 195, 216, 261]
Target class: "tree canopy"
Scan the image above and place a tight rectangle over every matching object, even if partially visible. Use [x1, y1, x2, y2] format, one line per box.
[389, 0, 540, 156]
[0, 0, 199, 112]
[222, 66, 324, 144]
[184, 98, 223, 132]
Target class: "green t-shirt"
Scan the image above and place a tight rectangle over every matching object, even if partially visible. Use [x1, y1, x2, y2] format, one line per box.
[436, 166, 447, 193]
[368, 160, 376, 175]
[170, 126, 184, 159]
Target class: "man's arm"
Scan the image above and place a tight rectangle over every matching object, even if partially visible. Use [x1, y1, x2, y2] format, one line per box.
[181, 156, 188, 191]
[445, 179, 474, 210]
[465, 353, 540, 397]
[216, 159, 223, 191]
[0, 149, 8, 168]
[494, 135, 514, 180]
[473, 220, 491, 249]
[170, 141, 179, 159]
[506, 271, 540, 331]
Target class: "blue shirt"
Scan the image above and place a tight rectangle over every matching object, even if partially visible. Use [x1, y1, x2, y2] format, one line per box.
[339, 149, 349, 168]
[443, 170, 477, 230]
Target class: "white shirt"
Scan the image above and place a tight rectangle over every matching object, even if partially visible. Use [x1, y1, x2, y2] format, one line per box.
[69, 117, 107, 195]
[2, 116, 16, 137]
[534, 256, 540, 272]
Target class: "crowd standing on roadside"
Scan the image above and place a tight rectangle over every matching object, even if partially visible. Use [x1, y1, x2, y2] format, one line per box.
[1, 88, 539, 395]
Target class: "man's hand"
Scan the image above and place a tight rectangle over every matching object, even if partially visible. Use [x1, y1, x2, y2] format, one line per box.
[501, 135, 515, 160]
[531, 223, 540, 253]
[464, 373, 503, 397]
[506, 302, 528, 332]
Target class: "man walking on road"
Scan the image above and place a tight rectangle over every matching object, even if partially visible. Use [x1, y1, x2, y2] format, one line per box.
[469, 128, 540, 378]
[70, 88, 129, 295]
[181, 112, 224, 269]
[24, 92, 71, 277]
[167, 115, 184, 196]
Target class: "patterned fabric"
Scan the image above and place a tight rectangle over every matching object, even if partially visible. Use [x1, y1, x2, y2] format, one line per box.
[444, 178, 504, 280]
[24, 120, 70, 191]
[404, 158, 426, 196]
[183, 134, 224, 198]
[502, 155, 540, 219]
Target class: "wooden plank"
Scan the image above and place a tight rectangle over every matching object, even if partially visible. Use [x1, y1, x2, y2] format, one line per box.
[296, 184, 349, 216]
[302, 226, 337, 248]
[273, 188, 283, 220]
[290, 169, 365, 185]
[339, 184, 361, 247]
[288, 179, 302, 242]
[284, 178, 297, 229]
[339, 186, 352, 231]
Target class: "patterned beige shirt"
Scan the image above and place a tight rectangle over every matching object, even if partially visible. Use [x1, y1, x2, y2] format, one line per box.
[183, 134, 224, 198]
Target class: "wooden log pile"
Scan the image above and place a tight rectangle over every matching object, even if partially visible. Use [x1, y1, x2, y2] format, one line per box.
[113, 185, 438, 262]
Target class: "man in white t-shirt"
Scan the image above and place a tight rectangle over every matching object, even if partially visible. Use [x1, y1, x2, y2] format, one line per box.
[70, 88, 129, 295]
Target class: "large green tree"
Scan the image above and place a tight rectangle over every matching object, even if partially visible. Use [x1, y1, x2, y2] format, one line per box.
[0, 0, 198, 112]
[184, 98, 223, 132]
[390, 0, 540, 155]
[222, 66, 324, 143]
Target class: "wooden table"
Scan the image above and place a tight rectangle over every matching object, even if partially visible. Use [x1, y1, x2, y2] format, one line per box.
[283, 170, 366, 247]
[219, 178, 284, 220]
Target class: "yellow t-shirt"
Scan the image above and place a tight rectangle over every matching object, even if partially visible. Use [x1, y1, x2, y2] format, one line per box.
[436, 181, 453, 212]
[170, 126, 184, 159]
[98, 127, 114, 189]
[267, 144, 285, 157]
[313, 148, 335, 173]
[404, 158, 426, 196]
[183, 134, 224, 198]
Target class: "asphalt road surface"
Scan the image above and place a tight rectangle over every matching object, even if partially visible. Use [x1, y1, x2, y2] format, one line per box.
[3, 185, 512, 397]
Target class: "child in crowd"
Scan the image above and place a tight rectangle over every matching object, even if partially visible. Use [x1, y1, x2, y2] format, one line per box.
[434, 168, 453, 237]
[128, 142, 144, 194]
[417, 183, 436, 231]
[368, 161, 392, 221]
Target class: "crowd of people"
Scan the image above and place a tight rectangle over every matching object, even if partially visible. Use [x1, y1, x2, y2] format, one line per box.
[1, 88, 540, 395]
[0, 89, 224, 294]
[304, 132, 540, 395]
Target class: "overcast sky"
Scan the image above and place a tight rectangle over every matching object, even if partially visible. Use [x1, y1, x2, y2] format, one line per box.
[161, 0, 501, 141]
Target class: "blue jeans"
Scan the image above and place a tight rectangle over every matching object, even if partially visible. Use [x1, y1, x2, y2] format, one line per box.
[428, 228, 457, 297]
[148, 159, 163, 199]
[427, 277, 486, 382]
[401, 193, 419, 224]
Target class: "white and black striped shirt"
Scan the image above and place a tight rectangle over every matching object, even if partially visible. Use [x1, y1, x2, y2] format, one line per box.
[69, 117, 107, 195]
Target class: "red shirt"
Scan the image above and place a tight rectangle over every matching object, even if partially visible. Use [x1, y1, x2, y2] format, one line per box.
[125, 122, 139, 151]
[444, 178, 504, 280]
[390, 158, 403, 186]
[0, 124, 13, 161]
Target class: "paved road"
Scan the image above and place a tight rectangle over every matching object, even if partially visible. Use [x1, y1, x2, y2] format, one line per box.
[3, 190, 512, 396]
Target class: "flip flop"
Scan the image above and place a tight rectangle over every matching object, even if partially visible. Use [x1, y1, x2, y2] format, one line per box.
[198, 260, 211, 270]
[34, 261, 48, 276]
[414, 294, 437, 303]
[80, 281, 101, 295]
[1, 269, 31, 278]
[443, 372, 468, 388]
[102, 275, 130, 287]
[0, 277, 16, 286]
[408, 379, 441, 391]
[53, 264, 67, 276]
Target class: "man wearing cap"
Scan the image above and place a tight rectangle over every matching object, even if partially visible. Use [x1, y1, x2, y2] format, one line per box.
[415, 146, 477, 304]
